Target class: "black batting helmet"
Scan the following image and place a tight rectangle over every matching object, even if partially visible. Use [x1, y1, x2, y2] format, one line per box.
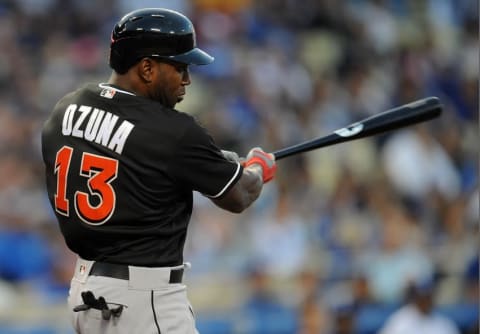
[109, 8, 214, 73]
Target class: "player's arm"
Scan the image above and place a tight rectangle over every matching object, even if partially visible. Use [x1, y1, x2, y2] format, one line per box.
[212, 147, 276, 213]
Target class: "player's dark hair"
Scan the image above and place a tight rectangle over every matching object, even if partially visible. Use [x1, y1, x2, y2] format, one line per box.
[109, 44, 140, 74]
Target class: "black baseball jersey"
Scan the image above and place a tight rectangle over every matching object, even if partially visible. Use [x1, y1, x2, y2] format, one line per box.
[41, 83, 242, 267]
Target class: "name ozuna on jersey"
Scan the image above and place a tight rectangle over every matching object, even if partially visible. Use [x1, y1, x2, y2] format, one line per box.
[62, 104, 134, 154]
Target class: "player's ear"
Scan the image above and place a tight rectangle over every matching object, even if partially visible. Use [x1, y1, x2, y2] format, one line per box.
[137, 58, 155, 83]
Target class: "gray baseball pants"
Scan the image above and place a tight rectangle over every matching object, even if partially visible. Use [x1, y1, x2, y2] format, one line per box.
[68, 258, 199, 334]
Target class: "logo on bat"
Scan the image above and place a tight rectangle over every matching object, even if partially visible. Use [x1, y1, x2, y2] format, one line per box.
[334, 123, 364, 137]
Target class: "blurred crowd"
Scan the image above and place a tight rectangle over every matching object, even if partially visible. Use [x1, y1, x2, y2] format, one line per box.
[0, 0, 477, 333]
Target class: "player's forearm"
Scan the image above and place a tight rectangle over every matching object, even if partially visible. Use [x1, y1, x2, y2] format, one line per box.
[211, 165, 263, 213]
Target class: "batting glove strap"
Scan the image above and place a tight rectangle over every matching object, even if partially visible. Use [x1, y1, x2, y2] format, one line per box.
[244, 149, 276, 183]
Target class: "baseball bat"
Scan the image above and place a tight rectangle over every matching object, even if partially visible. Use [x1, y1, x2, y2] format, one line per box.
[273, 96, 443, 160]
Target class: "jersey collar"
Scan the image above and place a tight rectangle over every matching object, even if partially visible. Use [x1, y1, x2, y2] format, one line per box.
[99, 83, 136, 96]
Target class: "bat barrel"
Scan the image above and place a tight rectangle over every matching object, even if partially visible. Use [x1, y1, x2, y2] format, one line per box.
[272, 96, 443, 160]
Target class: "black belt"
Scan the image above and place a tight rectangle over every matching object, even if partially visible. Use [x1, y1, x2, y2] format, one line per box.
[89, 262, 183, 283]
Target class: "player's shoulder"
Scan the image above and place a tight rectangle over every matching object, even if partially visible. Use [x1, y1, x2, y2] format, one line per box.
[130, 95, 200, 129]
[51, 82, 200, 131]
[53, 84, 96, 108]
[170, 108, 209, 137]
[170, 107, 199, 124]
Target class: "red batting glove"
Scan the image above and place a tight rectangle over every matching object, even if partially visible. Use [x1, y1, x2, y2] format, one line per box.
[243, 147, 277, 183]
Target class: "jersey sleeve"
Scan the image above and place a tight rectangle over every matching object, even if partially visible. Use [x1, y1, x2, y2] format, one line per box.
[169, 117, 243, 198]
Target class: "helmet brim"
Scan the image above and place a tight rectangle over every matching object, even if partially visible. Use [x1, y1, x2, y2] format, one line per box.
[165, 47, 214, 65]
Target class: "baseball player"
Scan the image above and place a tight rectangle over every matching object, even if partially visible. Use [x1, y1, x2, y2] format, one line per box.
[41, 8, 276, 334]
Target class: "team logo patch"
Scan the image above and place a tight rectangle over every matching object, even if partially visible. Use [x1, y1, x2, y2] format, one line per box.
[100, 88, 116, 99]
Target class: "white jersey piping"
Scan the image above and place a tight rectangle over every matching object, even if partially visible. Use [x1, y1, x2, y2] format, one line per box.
[98, 83, 136, 96]
[207, 162, 242, 199]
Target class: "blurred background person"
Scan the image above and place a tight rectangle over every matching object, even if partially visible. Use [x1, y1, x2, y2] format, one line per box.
[379, 279, 460, 334]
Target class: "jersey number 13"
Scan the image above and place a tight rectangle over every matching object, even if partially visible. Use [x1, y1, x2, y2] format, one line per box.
[54, 145, 118, 225]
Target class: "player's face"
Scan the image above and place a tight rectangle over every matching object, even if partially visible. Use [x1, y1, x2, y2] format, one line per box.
[151, 60, 190, 108]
